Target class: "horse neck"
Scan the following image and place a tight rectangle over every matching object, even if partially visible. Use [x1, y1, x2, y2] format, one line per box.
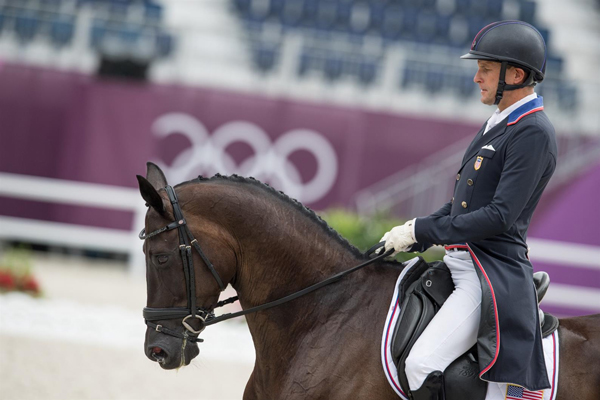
[186, 180, 395, 373]
[231, 191, 364, 308]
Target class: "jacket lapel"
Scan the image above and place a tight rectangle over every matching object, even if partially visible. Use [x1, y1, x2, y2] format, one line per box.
[459, 121, 508, 171]
[458, 96, 545, 172]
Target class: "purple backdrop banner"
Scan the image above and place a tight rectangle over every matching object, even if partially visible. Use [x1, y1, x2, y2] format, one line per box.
[0, 63, 476, 224]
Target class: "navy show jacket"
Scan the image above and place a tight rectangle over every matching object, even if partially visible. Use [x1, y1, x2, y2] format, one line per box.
[414, 96, 557, 390]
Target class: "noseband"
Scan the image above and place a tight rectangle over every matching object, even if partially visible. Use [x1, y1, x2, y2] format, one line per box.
[139, 185, 226, 343]
[140, 184, 394, 345]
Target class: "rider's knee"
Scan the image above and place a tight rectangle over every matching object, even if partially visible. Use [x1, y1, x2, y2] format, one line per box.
[405, 351, 431, 389]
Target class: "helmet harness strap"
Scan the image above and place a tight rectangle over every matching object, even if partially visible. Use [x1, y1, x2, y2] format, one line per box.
[494, 61, 537, 105]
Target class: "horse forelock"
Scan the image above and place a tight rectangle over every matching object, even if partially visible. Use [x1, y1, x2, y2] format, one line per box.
[174, 174, 366, 259]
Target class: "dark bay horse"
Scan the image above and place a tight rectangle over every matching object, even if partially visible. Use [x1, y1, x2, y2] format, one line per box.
[137, 164, 600, 400]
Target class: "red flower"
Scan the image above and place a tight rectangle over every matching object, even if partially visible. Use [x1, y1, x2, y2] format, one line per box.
[0, 270, 16, 290]
[21, 276, 40, 293]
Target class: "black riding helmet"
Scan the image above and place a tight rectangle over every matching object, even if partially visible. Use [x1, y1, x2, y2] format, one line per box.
[461, 20, 547, 105]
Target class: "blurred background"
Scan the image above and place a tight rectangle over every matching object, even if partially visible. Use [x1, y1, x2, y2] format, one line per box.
[0, 0, 599, 398]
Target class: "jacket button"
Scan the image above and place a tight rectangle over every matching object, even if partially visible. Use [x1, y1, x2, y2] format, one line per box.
[451, 197, 454, 204]
[456, 174, 460, 181]
[467, 179, 473, 186]
[462, 201, 467, 208]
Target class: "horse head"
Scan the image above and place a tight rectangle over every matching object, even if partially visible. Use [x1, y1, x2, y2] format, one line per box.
[137, 162, 238, 369]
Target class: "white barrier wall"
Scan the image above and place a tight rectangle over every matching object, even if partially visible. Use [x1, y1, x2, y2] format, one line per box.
[0, 172, 147, 275]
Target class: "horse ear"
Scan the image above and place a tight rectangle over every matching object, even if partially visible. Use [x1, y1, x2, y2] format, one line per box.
[146, 162, 168, 190]
[137, 175, 165, 214]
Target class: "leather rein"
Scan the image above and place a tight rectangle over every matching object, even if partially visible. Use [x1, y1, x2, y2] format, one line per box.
[140, 184, 393, 344]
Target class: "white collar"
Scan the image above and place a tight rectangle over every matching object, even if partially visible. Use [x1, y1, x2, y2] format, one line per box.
[494, 93, 538, 121]
[484, 93, 538, 134]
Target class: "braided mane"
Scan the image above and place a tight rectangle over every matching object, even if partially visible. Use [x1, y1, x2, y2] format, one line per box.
[175, 174, 366, 259]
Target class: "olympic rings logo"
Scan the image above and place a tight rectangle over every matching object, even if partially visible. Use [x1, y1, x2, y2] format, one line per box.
[151, 113, 339, 203]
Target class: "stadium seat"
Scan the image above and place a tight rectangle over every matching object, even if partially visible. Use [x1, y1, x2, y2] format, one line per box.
[486, 0, 503, 19]
[302, 0, 319, 28]
[358, 58, 378, 85]
[314, 0, 338, 31]
[155, 31, 174, 57]
[233, 0, 252, 14]
[454, 0, 471, 16]
[0, 12, 6, 34]
[90, 19, 107, 48]
[298, 50, 312, 76]
[434, 14, 452, 42]
[254, 43, 278, 71]
[558, 84, 578, 111]
[380, 5, 403, 41]
[425, 70, 445, 93]
[269, 0, 284, 18]
[519, 1, 536, 24]
[324, 54, 343, 80]
[368, 2, 384, 34]
[336, 1, 353, 32]
[415, 11, 437, 43]
[546, 55, 564, 76]
[14, 11, 40, 43]
[40, 0, 64, 11]
[50, 16, 75, 47]
[144, 3, 163, 24]
[400, 8, 419, 40]
[280, 0, 304, 28]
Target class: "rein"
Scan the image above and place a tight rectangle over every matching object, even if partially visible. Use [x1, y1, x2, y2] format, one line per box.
[140, 184, 393, 343]
[205, 243, 393, 326]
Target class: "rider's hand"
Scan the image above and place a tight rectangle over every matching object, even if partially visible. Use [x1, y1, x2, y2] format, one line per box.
[378, 219, 416, 256]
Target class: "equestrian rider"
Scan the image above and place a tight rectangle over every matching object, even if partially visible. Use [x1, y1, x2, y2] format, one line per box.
[380, 21, 557, 400]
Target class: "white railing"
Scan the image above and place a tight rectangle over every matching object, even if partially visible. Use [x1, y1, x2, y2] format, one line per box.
[0, 173, 147, 275]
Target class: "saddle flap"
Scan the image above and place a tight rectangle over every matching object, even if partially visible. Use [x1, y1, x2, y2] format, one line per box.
[391, 282, 424, 364]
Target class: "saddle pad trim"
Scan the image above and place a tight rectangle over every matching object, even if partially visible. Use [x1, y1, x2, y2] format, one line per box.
[549, 330, 559, 400]
[382, 257, 421, 399]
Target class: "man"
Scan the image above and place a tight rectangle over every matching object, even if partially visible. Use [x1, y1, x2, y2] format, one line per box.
[380, 21, 557, 400]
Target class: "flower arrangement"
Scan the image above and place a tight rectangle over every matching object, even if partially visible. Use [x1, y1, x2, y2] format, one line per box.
[0, 247, 41, 296]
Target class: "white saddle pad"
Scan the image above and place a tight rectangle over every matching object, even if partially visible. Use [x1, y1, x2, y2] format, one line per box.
[381, 257, 559, 400]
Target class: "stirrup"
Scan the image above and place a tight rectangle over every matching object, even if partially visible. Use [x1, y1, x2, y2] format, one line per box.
[409, 371, 446, 400]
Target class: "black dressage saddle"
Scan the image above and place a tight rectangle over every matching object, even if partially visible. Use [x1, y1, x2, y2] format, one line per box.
[390, 257, 559, 400]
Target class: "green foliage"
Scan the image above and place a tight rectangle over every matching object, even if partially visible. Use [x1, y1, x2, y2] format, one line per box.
[0, 246, 41, 295]
[319, 208, 443, 263]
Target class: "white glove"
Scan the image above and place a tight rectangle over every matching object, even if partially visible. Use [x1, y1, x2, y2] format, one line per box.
[378, 219, 417, 256]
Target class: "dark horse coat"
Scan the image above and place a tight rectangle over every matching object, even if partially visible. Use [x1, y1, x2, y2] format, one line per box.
[413, 96, 556, 390]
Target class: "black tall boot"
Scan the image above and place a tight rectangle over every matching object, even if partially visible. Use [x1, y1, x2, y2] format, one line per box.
[409, 371, 446, 400]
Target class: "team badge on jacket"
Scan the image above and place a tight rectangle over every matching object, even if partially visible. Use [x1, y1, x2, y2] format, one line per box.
[474, 156, 484, 170]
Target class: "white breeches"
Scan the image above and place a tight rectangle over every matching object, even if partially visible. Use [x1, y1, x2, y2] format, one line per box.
[406, 249, 482, 391]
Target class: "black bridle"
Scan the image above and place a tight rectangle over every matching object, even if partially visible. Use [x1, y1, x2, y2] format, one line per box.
[140, 185, 226, 343]
[140, 184, 393, 344]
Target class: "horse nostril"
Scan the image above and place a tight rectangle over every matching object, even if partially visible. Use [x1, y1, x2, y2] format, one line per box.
[151, 347, 168, 362]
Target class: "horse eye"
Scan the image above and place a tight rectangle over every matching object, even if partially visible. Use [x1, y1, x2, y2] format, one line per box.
[157, 255, 169, 264]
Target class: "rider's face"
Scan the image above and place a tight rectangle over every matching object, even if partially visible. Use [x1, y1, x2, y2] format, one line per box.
[474, 60, 500, 105]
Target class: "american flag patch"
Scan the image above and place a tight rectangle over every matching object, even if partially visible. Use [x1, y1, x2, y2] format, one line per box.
[505, 384, 544, 400]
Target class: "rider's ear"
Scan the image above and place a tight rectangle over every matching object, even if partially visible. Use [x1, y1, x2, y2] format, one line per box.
[146, 162, 168, 190]
[137, 175, 166, 214]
